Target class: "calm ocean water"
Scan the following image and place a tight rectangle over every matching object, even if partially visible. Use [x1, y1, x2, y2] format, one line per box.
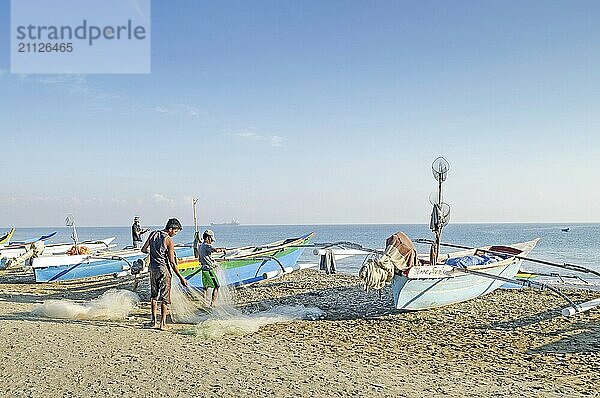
[6, 223, 600, 282]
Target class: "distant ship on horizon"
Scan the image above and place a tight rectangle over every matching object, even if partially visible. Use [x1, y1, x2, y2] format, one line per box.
[210, 219, 240, 226]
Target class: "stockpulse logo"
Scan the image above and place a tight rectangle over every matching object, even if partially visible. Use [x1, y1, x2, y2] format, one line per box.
[11, 0, 151, 74]
[15, 20, 147, 46]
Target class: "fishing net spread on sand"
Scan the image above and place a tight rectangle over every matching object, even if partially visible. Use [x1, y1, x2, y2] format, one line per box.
[170, 270, 323, 338]
[31, 289, 140, 320]
[185, 304, 324, 339]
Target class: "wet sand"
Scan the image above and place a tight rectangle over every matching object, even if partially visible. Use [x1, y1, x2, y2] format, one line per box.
[0, 268, 598, 397]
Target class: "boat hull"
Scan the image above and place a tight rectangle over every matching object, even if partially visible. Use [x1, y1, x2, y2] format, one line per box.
[0, 237, 116, 260]
[32, 246, 194, 283]
[31, 233, 312, 286]
[391, 258, 522, 310]
[177, 233, 312, 287]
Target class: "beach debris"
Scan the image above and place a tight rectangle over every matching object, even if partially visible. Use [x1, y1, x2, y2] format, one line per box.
[31, 289, 140, 320]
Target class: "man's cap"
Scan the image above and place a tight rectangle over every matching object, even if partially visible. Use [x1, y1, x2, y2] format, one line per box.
[134, 216, 140, 221]
[204, 229, 215, 240]
[166, 218, 183, 230]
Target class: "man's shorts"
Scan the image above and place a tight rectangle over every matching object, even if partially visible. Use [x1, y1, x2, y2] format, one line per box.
[150, 266, 172, 303]
[201, 268, 220, 289]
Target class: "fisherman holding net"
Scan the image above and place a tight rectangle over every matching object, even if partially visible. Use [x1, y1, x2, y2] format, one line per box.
[141, 218, 188, 330]
[197, 230, 226, 307]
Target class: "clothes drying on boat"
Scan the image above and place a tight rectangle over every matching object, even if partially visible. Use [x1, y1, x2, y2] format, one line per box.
[319, 248, 336, 274]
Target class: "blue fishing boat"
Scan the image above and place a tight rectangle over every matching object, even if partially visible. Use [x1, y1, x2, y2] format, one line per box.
[31, 233, 313, 285]
[177, 233, 313, 287]
[32, 246, 194, 283]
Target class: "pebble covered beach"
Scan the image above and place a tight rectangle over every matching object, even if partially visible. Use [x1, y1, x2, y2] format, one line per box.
[0, 268, 598, 397]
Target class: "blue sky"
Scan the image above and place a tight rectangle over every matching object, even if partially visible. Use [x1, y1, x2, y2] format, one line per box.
[1, 1, 599, 226]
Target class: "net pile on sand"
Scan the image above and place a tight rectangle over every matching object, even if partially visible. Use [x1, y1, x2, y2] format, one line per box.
[31, 289, 140, 321]
[170, 270, 323, 338]
[187, 304, 324, 339]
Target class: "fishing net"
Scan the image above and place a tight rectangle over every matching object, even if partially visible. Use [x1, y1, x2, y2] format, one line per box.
[186, 304, 324, 339]
[32, 289, 140, 320]
[169, 270, 323, 338]
[359, 232, 418, 292]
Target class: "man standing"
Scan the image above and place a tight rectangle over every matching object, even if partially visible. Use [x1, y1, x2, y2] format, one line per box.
[197, 229, 226, 307]
[131, 216, 149, 249]
[141, 218, 188, 330]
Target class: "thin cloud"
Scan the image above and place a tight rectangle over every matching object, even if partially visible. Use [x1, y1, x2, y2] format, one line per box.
[151, 104, 204, 118]
[228, 129, 284, 147]
[36, 74, 118, 101]
[153, 193, 175, 205]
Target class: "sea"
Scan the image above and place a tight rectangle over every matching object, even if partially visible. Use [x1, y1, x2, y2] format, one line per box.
[7, 223, 600, 284]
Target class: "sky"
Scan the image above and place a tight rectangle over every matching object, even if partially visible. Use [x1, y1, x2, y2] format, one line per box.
[1, 0, 599, 227]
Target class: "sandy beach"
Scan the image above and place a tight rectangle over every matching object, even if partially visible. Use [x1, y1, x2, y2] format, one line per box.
[0, 268, 598, 398]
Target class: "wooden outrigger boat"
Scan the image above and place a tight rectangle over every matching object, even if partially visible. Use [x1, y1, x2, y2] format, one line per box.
[0, 228, 15, 245]
[315, 157, 600, 317]
[0, 236, 116, 260]
[177, 232, 314, 287]
[390, 239, 539, 310]
[30, 233, 314, 285]
[31, 246, 193, 283]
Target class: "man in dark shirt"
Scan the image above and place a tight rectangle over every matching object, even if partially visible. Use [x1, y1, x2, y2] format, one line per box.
[131, 216, 149, 248]
[141, 218, 188, 330]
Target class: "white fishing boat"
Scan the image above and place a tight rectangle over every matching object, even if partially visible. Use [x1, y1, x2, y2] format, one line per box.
[314, 157, 600, 317]
[389, 239, 539, 310]
[0, 237, 116, 260]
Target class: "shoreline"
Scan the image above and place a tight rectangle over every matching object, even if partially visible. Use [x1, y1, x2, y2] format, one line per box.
[0, 269, 598, 397]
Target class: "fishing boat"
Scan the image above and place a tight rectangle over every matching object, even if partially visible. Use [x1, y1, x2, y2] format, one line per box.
[389, 239, 538, 310]
[0, 228, 15, 245]
[210, 219, 240, 226]
[0, 236, 116, 260]
[177, 232, 313, 287]
[31, 246, 195, 283]
[31, 233, 313, 284]
[347, 157, 600, 316]
[32, 248, 147, 282]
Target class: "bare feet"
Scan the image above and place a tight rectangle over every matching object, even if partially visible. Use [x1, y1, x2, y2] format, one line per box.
[159, 322, 169, 331]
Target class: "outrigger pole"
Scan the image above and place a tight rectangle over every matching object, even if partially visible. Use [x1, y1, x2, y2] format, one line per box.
[415, 238, 600, 316]
[288, 241, 384, 255]
[415, 239, 600, 278]
[450, 264, 579, 313]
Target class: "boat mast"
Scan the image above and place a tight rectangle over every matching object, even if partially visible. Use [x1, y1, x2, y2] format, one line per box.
[193, 198, 200, 257]
[65, 214, 79, 253]
[429, 157, 450, 265]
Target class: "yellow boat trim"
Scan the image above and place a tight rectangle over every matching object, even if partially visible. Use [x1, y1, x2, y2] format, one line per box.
[0, 228, 15, 245]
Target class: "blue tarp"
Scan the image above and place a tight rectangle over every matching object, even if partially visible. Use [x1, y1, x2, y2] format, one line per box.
[445, 254, 499, 267]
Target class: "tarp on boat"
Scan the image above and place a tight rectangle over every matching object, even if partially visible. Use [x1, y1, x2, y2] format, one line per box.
[380, 232, 418, 273]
